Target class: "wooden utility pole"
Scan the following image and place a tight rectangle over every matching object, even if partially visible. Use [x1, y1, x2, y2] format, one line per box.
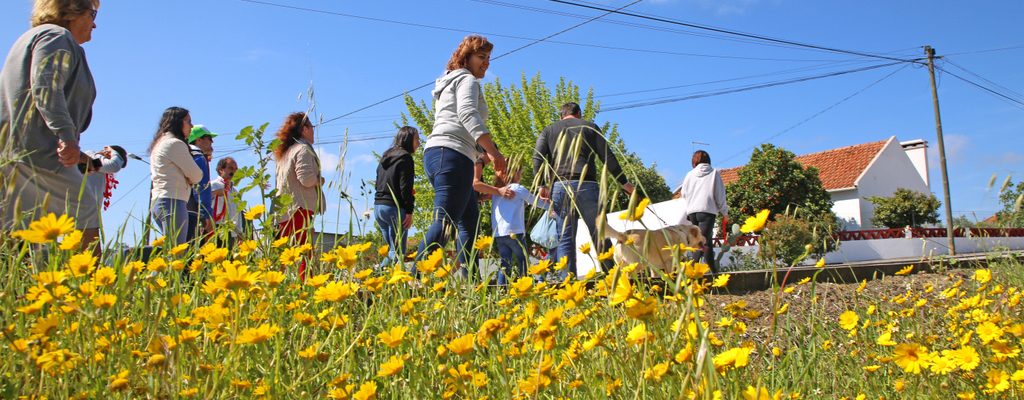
[925, 45, 956, 255]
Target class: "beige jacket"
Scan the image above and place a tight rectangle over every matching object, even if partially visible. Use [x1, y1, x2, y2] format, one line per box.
[150, 134, 203, 201]
[275, 138, 324, 222]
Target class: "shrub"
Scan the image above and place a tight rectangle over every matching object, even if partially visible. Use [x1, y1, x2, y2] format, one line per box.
[867, 188, 940, 228]
[758, 211, 840, 265]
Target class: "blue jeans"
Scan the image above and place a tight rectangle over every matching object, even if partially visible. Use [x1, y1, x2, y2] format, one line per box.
[415, 147, 477, 276]
[494, 234, 527, 286]
[550, 181, 601, 279]
[151, 197, 188, 246]
[375, 203, 408, 268]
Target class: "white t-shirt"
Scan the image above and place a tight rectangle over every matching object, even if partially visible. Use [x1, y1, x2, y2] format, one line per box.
[490, 183, 548, 237]
[210, 175, 243, 235]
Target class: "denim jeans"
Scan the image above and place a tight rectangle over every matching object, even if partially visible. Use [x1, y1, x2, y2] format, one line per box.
[687, 212, 718, 273]
[550, 180, 602, 279]
[415, 147, 477, 276]
[375, 203, 408, 268]
[494, 234, 527, 286]
[151, 197, 188, 246]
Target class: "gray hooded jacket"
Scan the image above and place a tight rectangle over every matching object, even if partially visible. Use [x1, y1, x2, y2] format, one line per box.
[424, 68, 488, 162]
[679, 163, 729, 217]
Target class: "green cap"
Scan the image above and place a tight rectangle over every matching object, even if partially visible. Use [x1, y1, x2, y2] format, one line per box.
[188, 125, 218, 143]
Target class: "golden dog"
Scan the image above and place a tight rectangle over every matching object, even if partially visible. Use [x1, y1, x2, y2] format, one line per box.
[599, 214, 706, 276]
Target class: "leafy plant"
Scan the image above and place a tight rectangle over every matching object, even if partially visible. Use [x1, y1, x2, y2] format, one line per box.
[725, 143, 834, 227]
[867, 188, 941, 228]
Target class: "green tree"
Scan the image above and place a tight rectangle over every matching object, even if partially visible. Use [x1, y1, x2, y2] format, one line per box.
[995, 179, 1024, 228]
[400, 73, 671, 235]
[726, 143, 835, 224]
[867, 188, 941, 228]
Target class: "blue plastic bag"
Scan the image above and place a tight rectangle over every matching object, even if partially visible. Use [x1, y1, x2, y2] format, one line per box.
[530, 211, 559, 249]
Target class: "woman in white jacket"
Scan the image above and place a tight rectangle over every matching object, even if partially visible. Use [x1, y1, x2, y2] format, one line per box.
[147, 107, 203, 246]
[679, 150, 728, 272]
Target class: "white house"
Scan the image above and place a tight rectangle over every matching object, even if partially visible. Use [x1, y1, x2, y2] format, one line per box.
[718, 136, 931, 229]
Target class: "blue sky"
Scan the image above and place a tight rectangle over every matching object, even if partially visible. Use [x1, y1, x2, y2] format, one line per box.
[2, 0, 1022, 242]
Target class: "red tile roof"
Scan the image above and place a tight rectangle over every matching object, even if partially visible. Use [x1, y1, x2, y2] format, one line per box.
[719, 138, 891, 191]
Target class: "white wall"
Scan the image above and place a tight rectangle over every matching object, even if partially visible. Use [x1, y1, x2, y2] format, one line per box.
[830, 191, 862, 230]
[855, 139, 933, 229]
[718, 236, 1024, 268]
[901, 140, 930, 190]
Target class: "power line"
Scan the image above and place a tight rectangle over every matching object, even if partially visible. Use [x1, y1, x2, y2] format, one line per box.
[934, 66, 1024, 109]
[548, 0, 925, 64]
[720, 63, 912, 164]
[942, 58, 1024, 100]
[310, 0, 642, 124]
[944, 44, 1024, 56]
[602, 61, 905, 112]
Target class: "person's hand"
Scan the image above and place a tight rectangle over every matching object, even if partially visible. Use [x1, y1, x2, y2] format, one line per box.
[539, 186, 550, 200]
[479, 193, 492, 202]
[490, 153, 507, 177]
[402, 213, 413, 230]
[497, 186, 515, 199]
[57, 140, 80, 167]
[203, 219, 214, 234]
[622, 182, 636, 196]
[99, 146, 113, 158]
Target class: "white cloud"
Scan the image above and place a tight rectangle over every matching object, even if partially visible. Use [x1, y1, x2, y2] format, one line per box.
[315, 146, 341, 172]
[1001, 151, 1024, 164]
[927, 133, 969, 165]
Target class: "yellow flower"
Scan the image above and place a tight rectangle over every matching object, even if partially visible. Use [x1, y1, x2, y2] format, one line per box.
[578, 242, 591, 254]
[92, 294, 116, 309]
[306, 273, 331, 287]
[620, 197, 651, 221]
[674, 342, 694, 363]
[377, 244, 389, 258]
[608, 273, 633, 306]
[272, 237, 289, 248]
[446, 333, 475, 356]
[973, 269, 992, 284]
[353, 381, 377, 400]
[107, 370, 130, 391]
[713, 346, 751, 372]
[378, 326, 409, 348]
[815, 257, 825, 268]
[740, 209, 770, 234]
[984, 369, 1010, 394]
[528, 259, 552, 275]
[894, 265, 914, 276]
[314, 281, 359, 302]
[977, 321, 1004, 344]
[838, 311, 859, 331]
[262, 271, 286, 287]
[643, 362, 670, 382]
[377, 355, 405, 377]
[150, 236, 166, 247]
[712, 274, 731, 288]
[682, 260, 710, 279]
[862, 365, 881, 372]
[211, 262, 262, 291]
[626, 323, 652, 346]
[856, 279, 867, 293]
[742, 386, 782, 400]
[893, 343, 931, 374]
[12, 213, 76, 243]
[876, 331, 896, 346]
[474, 236, 493, 251]
[244, 204, 266, 220]
[236, 324, 281, 344]
[67, 252, 97, 276]
[36, 348, 80, 376]
[146, 354, 167, 368]
[59, 230, 83, 250]
[170, 243, 189, 256]
[237, 240, 258, 257]
[945, 345, 980, 371]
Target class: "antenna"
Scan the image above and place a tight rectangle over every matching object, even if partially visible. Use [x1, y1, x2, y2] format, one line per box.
[691, 141, 710, 153]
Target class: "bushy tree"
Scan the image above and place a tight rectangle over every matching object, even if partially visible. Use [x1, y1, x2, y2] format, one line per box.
[401, 73, 671, 235]
[867, 188, 940, 228]
[726, 143, 835, 225]
[995, 179, 1024, 228]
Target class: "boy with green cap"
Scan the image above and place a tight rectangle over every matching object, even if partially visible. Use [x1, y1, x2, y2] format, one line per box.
[185, 125, 217, 249]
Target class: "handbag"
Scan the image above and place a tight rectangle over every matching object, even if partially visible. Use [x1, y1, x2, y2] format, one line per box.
[530, 211, 559, 249]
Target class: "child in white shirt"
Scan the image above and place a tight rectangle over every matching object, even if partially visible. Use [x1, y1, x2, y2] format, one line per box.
[491, 166, 548, 286]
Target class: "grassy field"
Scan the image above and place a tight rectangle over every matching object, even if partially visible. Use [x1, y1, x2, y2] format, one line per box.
[2, 212, 1023, 399]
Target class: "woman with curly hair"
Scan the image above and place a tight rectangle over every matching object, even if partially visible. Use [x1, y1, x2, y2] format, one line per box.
[1, 0, 103, 251]
[272, 112, 324, 279]
[415, 35, 507, 275]
[147, 107, 203, 247]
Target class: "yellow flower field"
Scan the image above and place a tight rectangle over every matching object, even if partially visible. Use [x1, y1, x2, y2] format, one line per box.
[2, 213, 1024, 398]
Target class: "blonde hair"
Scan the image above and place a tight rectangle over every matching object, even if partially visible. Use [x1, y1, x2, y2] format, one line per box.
[31, 0, 98, 28]
[445, 35, 493, 72]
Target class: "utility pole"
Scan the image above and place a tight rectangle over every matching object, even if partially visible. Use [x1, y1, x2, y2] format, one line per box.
[925, 45, 956, 255]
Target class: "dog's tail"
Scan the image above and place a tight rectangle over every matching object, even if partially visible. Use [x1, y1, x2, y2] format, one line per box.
[598, 212, 628, 243]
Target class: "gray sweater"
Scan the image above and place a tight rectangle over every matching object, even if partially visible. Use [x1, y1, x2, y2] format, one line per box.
[0, 24, 95, 172]
[424, 68, 488, 162]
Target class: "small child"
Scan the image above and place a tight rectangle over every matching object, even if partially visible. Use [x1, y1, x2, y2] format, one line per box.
[491, 164, 548, 286]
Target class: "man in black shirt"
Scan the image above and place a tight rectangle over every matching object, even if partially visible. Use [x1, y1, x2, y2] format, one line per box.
[533, 102, 634, 279]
